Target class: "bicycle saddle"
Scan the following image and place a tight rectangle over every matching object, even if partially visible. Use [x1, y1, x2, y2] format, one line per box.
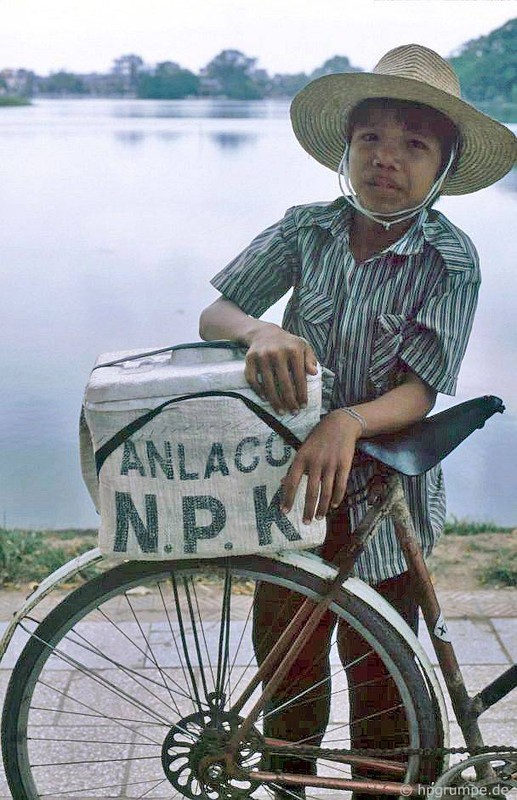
[356, 395, 504, 477]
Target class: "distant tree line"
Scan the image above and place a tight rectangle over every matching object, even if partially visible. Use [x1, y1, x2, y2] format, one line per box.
[0, 18, 515, 114]
[0, 51, 361, 101]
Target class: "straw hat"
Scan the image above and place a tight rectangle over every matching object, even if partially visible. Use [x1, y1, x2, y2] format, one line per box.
[290, 44, 517, 195]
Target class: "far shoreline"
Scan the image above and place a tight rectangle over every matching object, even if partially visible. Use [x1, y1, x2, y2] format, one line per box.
[4, 95, 516, 125]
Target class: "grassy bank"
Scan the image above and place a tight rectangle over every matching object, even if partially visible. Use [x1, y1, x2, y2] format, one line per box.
[0, 96, 31, 107]
[0, 528, 97, 586]
[0, 522, 515, 588]
[443, 518, 513, 536]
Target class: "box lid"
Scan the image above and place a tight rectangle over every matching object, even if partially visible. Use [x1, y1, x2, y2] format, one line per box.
[85, 343, 321, 406]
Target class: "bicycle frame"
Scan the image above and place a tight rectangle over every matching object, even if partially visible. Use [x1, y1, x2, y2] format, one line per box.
[198, 468, 517, 796]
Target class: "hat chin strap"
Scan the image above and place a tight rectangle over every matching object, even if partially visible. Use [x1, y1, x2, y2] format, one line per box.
[338, 144, 456, 230]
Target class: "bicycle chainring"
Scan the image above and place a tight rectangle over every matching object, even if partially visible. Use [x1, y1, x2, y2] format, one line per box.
[162, 703, 263, 800]
[428, 752, 517, 798]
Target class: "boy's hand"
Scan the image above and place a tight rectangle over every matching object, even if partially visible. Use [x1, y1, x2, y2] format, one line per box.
[280, 410, 362, 522]
[244, 324, 318, 414]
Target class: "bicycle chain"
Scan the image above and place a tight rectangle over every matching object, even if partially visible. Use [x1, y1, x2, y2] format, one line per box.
[268, 743, 517, 760]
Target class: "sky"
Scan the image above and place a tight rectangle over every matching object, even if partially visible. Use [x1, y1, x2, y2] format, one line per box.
[1, 0, 516, 77]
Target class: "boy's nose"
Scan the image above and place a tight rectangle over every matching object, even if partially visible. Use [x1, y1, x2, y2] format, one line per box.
[372, 140, 401, 169]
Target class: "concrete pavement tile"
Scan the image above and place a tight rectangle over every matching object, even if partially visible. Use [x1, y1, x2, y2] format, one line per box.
[0, 622, 34, 669]
[448, 664, 513, 691]
[126, 746, 188, 797]
[0, 672, 10, 698]
[17, 672, 72, 726]
[475, 590, 517, 617]
[41, 620, 152, 671]
[448, 718, 517, 751]
[148, 619, 255, 667]
[436, 665, 517, 719]
[65, 667, 183, 729]
[472, 718, 517, 747]
[328, 668, 351, 725]
[419, 619, 510, 665]
[492, 618, 517, 661]
[437, 590, 517, 618]
[22, 727, 129, 796]
[3, 619, 154, 673]
[0, 590, 33, 622]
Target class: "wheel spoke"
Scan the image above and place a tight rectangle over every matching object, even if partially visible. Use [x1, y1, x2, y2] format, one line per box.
[171, 573, 204, 714]
[214, 566, 233, 713]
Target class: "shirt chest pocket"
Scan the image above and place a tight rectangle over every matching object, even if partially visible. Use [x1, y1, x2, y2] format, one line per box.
[293, 286, 335, 366]
[369, 312, 408, 393]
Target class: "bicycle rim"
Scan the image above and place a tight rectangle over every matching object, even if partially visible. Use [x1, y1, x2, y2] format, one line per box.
[2, 555, 444, 799]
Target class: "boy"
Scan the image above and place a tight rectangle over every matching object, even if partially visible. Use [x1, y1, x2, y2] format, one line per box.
[199, 44, 516, 795]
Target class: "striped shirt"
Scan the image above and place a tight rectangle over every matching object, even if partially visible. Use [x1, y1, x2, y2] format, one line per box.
[211, 197, 480, 583]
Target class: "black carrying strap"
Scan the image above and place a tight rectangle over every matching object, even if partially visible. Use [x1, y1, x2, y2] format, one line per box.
[92, 340, 245, 371]
[95, 390, 302, 476]
[95, 392, 504, 479]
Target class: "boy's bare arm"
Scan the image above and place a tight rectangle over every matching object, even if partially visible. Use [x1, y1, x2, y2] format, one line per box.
[281, 372, 437, 523]
[199, 297, 318, 414]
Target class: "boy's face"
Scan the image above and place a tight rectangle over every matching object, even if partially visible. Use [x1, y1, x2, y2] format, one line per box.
[348, 106, 443, 215]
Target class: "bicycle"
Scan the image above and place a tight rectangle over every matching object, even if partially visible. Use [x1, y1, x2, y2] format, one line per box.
[1, 393, 516, 799]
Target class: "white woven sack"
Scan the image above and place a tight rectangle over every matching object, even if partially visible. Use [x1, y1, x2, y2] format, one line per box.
[82, 343, 326, 560]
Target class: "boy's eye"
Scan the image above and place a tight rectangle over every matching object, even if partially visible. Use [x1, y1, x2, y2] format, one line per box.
[360, 132, 378, 142]
[408, 138, 427, 150]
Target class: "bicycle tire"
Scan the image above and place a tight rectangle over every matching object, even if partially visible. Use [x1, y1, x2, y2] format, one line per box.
[2, 554, 444, 799]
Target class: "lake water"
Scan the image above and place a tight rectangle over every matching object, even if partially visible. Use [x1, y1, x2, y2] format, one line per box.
[0, 98, 515, 529]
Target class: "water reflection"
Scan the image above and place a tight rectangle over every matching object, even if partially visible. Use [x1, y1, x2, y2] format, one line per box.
[112, 129, 256, 149]
[209, 132, 257, 150]
[114, 130, 146, 145]
[114, 130, 185, 145]
[111, 98, 289, 120]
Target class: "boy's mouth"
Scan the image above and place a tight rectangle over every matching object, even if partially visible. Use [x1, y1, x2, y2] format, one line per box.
[367, 176, 401, 191]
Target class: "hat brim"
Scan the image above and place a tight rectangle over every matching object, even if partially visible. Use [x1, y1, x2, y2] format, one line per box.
[290, 72, 517, 195]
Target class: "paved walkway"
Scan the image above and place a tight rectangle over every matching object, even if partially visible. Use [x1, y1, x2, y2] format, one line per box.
[0, 586, 515, 798]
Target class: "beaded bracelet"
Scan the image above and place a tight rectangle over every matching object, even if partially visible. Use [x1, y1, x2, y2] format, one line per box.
[339, 407, 368, 436]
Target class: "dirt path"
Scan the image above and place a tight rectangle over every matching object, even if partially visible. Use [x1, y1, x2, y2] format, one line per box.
[427, 531, 516, 590]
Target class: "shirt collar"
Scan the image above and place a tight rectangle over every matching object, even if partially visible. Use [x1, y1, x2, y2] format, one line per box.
[311, 198, 431, 258]
[380, 207, 429, 257]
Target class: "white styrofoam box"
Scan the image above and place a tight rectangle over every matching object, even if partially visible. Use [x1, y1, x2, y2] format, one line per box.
[81, 343, 326, 560]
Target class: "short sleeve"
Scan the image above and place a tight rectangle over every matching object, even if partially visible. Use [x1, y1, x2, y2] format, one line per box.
[399, 229, 481, 395]
[211, 209, 300, 318]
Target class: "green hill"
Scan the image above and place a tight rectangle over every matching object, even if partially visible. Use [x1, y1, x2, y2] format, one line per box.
[449, 18, 517, 121]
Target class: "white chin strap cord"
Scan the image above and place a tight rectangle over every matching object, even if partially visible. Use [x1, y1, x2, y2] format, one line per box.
[338, 143, 457, 230]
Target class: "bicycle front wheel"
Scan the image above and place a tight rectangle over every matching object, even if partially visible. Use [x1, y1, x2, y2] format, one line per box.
[2, 554, 444, 799]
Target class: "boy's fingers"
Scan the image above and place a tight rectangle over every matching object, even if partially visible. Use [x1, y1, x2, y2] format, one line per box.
[271, 356, 299, 412]
[290, 341, 318, 407]
[245, 354, 284, 411]
[330, 466, 348, 511]
[304, 346, 319, 376]
[280, 461, 305, 514]
[289, 352, 308, 408]
[244, 356, 265, 399]
[315, 473, 335, 520]
[259, 364, 286, 413]
[302, 471, 322, 523]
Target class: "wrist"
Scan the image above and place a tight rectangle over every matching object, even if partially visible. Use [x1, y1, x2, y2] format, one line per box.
[241, 319, 280, 347]
[333, 407, 367, 438]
